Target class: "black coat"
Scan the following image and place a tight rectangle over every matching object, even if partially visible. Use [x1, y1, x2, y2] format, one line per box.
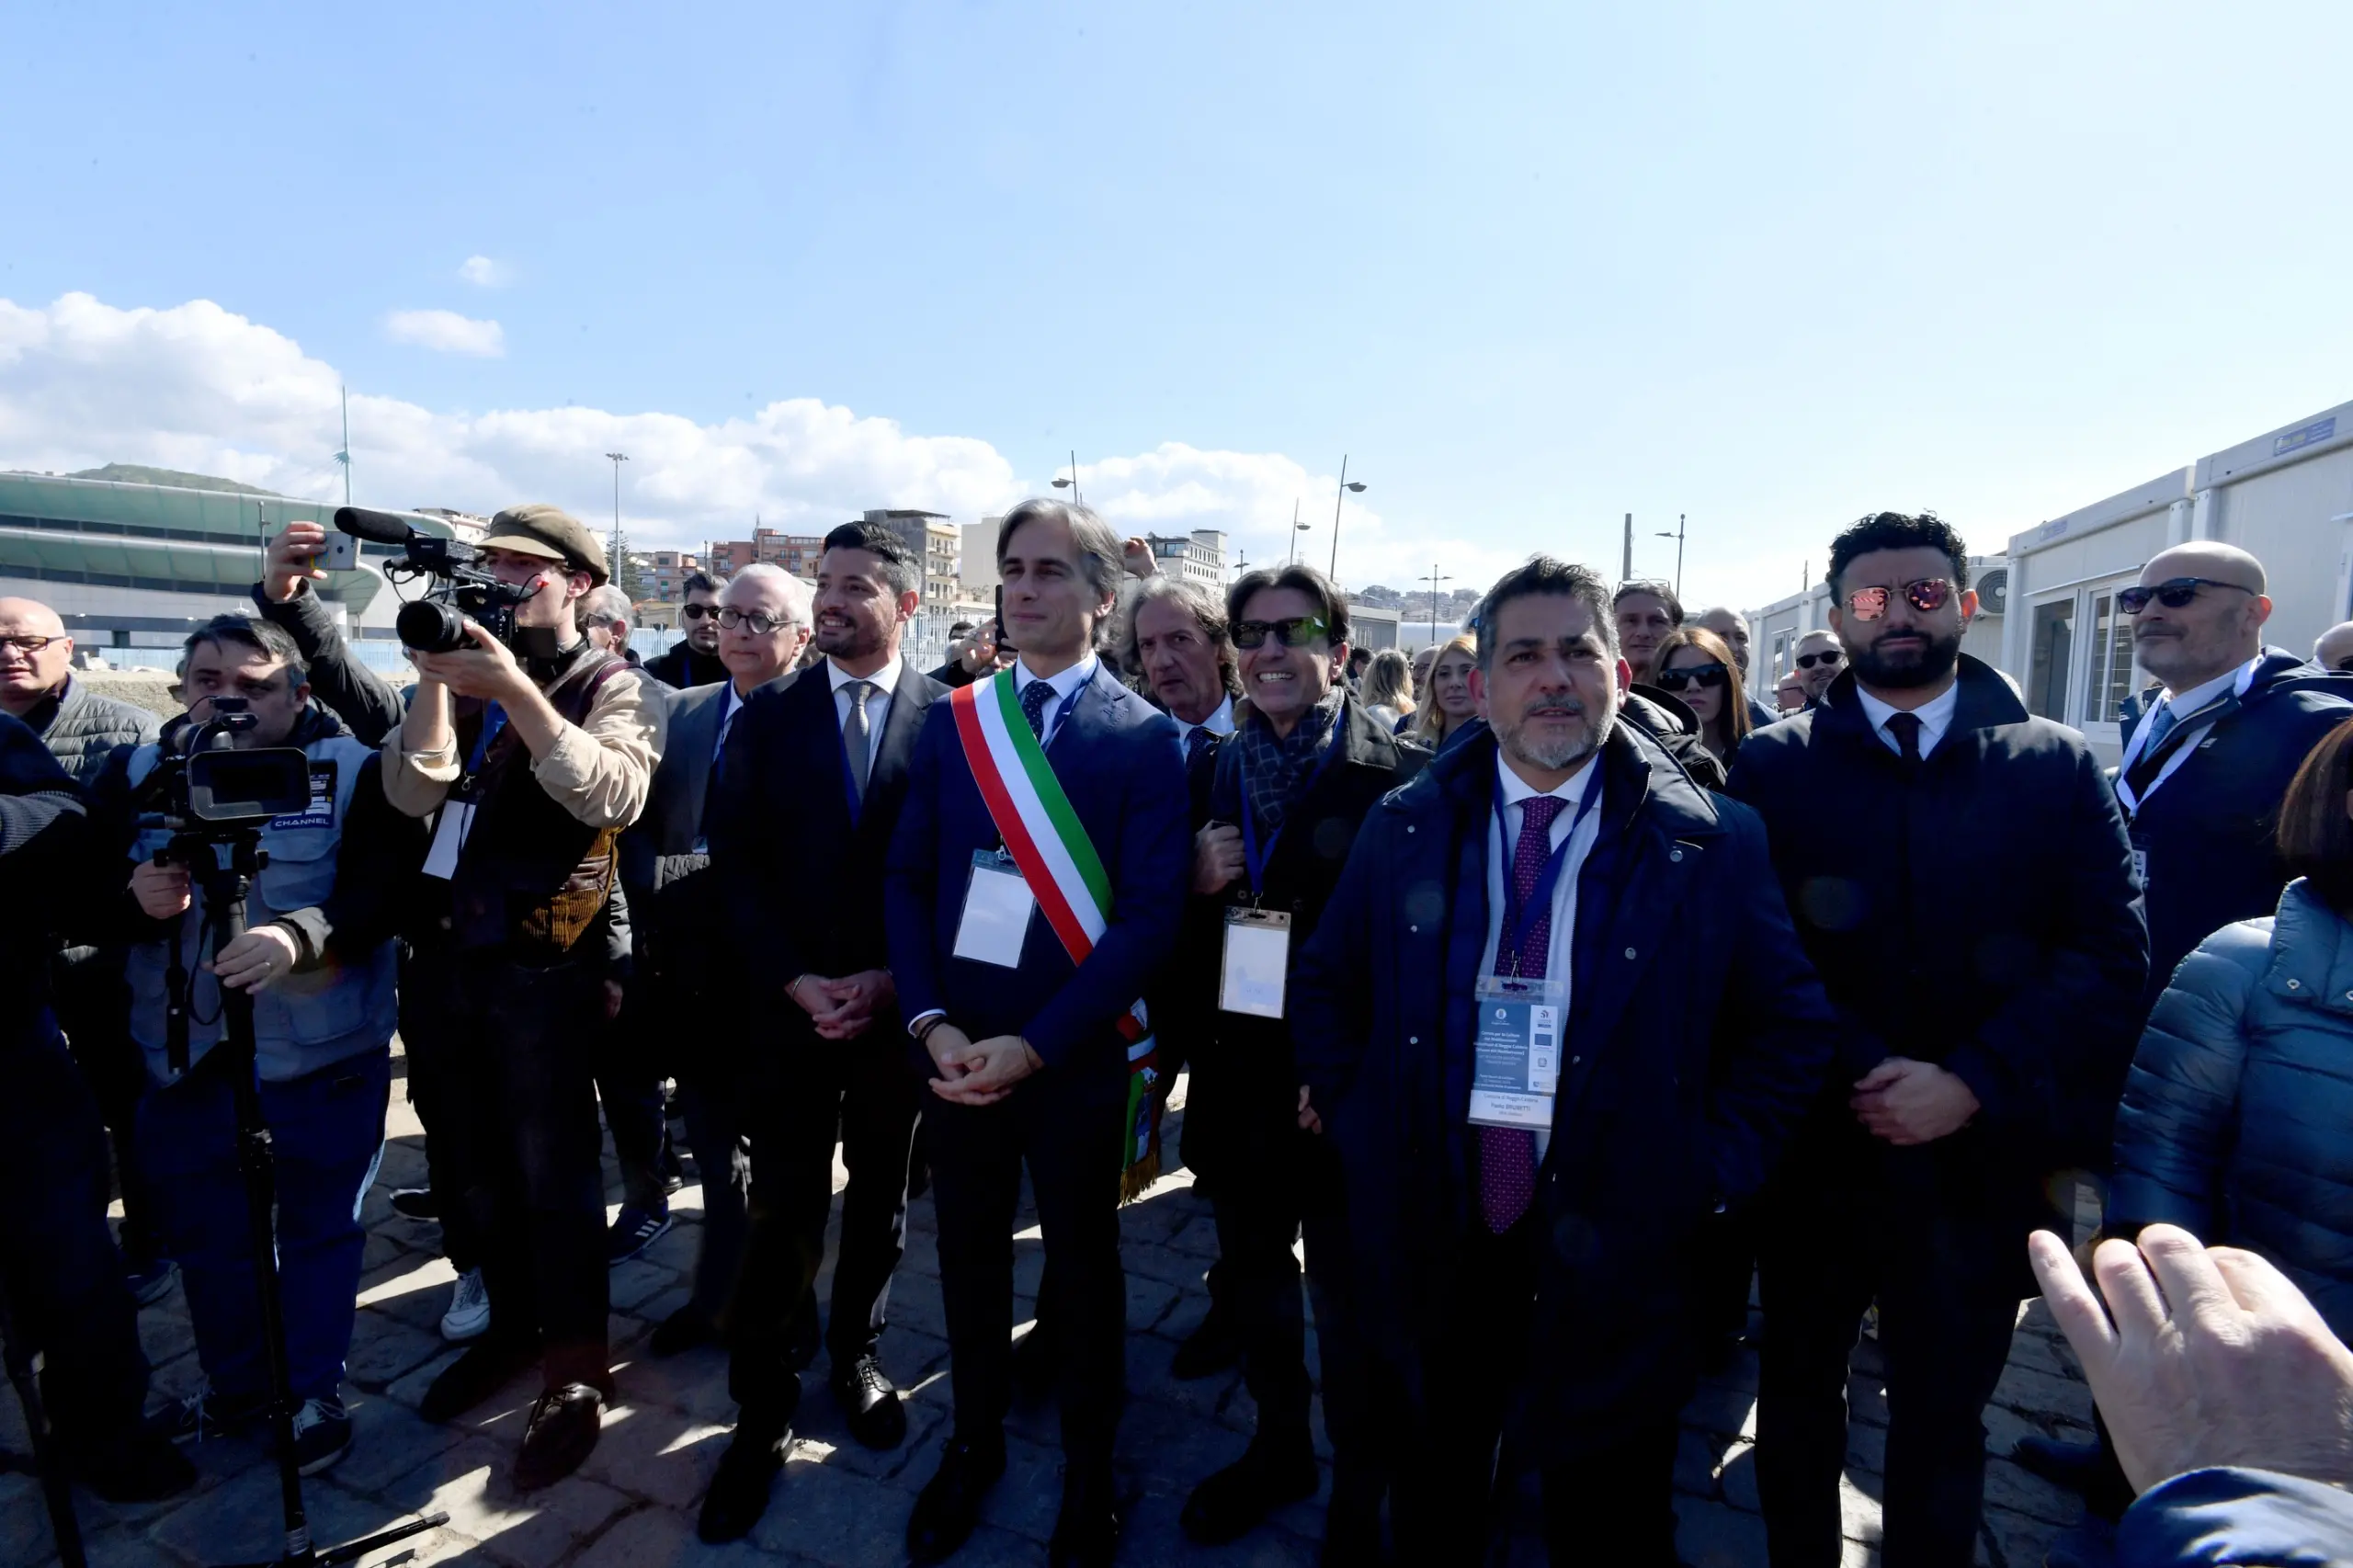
[1182, 697, 1427, 1183]
[0, 712, 92, 1050]
[1725, 655, 2148, 1194]
[2115, 648, 2353, 1006]
[645, 643, 729, 691]
[1292, 721, 1836, 1449]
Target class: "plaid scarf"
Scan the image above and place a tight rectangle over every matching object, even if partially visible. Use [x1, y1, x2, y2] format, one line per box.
[1236, 690, 1344, 846]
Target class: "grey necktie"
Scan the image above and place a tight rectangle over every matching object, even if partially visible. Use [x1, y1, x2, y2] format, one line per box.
[843, 680, 873, 798]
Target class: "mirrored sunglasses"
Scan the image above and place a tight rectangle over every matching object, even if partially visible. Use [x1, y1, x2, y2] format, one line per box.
[1845, 579, 1953, 620]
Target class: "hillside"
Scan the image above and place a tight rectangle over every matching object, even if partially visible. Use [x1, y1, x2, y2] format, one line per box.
[65, 463, 285, 496]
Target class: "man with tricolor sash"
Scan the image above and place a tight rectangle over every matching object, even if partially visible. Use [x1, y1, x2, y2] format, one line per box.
[885, 498, 1191, 1568]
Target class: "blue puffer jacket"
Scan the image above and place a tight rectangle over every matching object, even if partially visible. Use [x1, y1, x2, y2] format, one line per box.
[2109, 879, 2353, 1339]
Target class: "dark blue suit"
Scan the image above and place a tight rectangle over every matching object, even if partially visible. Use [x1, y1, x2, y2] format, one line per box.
[884, 662, 1188, 1466]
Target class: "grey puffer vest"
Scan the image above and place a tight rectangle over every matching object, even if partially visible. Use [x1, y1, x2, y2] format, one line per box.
[36, 677, 161, 786]
[123, 732, 397, 1085]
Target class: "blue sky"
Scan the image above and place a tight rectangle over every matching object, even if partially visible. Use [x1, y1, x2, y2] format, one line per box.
[6, 1, 2351, 609]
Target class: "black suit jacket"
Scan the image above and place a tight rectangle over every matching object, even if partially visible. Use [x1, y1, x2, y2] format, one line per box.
[709, 660, 946, 999]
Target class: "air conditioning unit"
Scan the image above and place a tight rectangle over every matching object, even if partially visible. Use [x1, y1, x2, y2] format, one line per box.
[1976, 566, 2010, 616]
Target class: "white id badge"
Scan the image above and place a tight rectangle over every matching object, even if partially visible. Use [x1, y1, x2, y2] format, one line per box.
[1219, 906, 1292, 1018]
[420, 801, 476, 881]
[1467, 975, 1566, 1130]
[953, 851, 1036, 968]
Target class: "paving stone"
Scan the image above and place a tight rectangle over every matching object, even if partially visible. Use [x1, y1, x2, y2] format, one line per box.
[1678, 1496, 1770, 1568]
[378, 1440, 631, 1568]
[577, 1400, 733, 1508]
[1982, 1455, 2087, 1528]
[328, 1390, 468, 1493]
[346, 1312, 448, 1392]
[608, 1256, 680, 1312]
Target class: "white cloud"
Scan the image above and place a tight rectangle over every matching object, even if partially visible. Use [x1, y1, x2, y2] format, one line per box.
[457, 256, 510, 288]
[0, 290, 1460, 587]
[383, 308, 506, 358]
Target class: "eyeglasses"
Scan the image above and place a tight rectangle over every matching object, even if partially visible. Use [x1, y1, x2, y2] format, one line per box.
[718, 608, 795, 634]
[1653, 662, 1729, 693]
[1844, 579, 1953, 620]
[680, 603, 722, 621]
[2118, 577, 2256, 615]
[0, 634, 59, 654]
[1795, 650, 1844, 670]
[1233, 615, 1331, 650]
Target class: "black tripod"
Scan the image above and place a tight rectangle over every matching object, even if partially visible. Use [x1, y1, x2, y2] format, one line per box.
[0, 1263, 85, 1567]
[162, 828, 447, 1567]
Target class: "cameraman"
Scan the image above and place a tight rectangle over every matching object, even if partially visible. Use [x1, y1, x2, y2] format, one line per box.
[97, 614, 421, 1477]
[380, 505, 665, 1491]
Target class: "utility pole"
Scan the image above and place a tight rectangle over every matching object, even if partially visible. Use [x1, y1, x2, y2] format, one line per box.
[1655, 512, 1687, 598]
[1427, 563, 1453, 643]
[335, 385, 353, 505]
[1621, 513, 1633, 583]
[1287, 499, 1307, 566]
[605, 451, 629, 584]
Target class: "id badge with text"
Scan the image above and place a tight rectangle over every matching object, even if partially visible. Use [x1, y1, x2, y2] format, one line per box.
[1466, 974, 1565, 1131]
[421, 801, 475, 881]
[1219, 906, 1292, 1018]
[953, 850, 1036, 968]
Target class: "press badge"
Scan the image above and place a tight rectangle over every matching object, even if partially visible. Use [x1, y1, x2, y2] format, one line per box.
[1467, 974, 1565, 1131]
[1219, 906, 1292, 1018]
[953, 849, 1035, 968]
[267, 759, 338, 831]
[420, 801, 476, 881]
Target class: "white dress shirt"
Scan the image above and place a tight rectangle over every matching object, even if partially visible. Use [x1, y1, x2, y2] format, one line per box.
[711, 679, 745, 762]
[1481, 752, 1605, 1159]
[1014, 653, 1099, 748]
[1855, 679, 1961, 760]
[829, 653, 904, 775]
[1178, 693, 1235, 744]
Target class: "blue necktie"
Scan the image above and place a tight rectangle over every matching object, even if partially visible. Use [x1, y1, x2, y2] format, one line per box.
[2143, 699, 2179, 755]
[1020, 679, 1054, 743]
[1480, 793, 1565, 1234]
[1185, 726, 1212, 768]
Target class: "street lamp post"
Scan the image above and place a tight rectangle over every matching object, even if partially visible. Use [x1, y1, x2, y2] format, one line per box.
[1050, 449, 1081, 507]
[1655, 512, 1687, 598]
[605, 452, 630, 585]
[1426, 564, 1454, 645]
[1287, 499, 1312, 566]
[1326, 455, 1368, 580]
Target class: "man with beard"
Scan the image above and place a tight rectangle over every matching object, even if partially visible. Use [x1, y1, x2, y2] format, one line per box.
[1726, 512, 2146, 1568]
[1293, 555, 1836, 1563]
[645, 572, 729, 688]
[693, 523, 942, 1541]
[1791, 630, 1844, 709]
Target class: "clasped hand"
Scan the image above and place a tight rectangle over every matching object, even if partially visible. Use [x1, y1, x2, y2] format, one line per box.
[925, 1024, 1042, 1106]
[1193, 823, 1245, 894]
[1849, 1056, 1978, 1145]
[789, 970, 894, 1040]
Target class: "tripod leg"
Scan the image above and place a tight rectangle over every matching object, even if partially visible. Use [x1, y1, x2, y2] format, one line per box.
[0, 1284, 88, 1568]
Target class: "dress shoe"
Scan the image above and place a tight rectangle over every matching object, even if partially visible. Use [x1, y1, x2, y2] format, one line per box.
[1011, 1318, 1062, 1396]
[2012, 1433, 2134, 1517]
[1169, 1309, 1244, 1381]
[418, 1335, 540, 1424]
[831, 1353, 908, 1449]
[649, 1304, 715, 1358]
[513, 1383, 604, 1490]
[697, 1423, 792, 1543]
[1180, 1444, 1320, 1544]
[906, 1437, 1006, 1563]
[1049, 1465, 1123, 1568]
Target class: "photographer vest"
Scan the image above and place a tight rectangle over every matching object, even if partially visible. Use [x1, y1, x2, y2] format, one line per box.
[122, 731, 398, 1085]
[446, 646, 628, 960]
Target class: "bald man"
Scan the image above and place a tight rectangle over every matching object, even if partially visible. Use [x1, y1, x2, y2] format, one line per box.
[1791, 629, 1844, 707]
[2013, 539, 2353, 1523]
[1698, 607, 1779, 733]
[2316, 621, 2353, 674]
[0, 597, 158, 783]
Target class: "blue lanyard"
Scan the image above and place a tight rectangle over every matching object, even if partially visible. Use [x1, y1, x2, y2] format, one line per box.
[1492, 770, 1603, 978]
[1239, 701, 1348, 897]
[466, 702, 508, 775]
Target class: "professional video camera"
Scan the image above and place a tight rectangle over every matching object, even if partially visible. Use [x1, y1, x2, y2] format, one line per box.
[131, 699, 313, 834]
[335, 506, 539, 654]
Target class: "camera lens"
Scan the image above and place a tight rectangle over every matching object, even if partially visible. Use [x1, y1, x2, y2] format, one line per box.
[396, 598, 472, 654]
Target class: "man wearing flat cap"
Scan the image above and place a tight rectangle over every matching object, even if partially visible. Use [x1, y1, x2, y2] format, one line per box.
[380, 505, 669, 1489]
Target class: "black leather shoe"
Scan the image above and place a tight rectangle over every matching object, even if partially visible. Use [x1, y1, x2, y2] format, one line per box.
[1170, 1309, 1244, 1381]
[831, 1354, 908, 1450]
[2012, 1433, 2134, 1517]
[1050, 1466, 1123, 1568]
[1180, 1445, 1319, 1544]
[906, 1437, 1006, 1563]
[697, 1424, 791, 1543]
[649, 1305, 714, 1358]
[513, 1383, 604, 1490]
[418, 1335, 539, 1424]
[1011, 1318, 1061, 1396]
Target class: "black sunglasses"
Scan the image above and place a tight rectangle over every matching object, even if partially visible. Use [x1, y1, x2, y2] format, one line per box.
[1795, 650, 1843, 670]
[2118, 577, 2256, 615]
[1845, 579, 1953, 620]
[679, 602, 722, 620]
[1654, 662, 1729, 693]
[1233, 614, 1331, 650]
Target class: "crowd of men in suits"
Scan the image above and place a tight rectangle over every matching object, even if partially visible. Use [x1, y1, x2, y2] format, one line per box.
[12, 494, 2353, 1567]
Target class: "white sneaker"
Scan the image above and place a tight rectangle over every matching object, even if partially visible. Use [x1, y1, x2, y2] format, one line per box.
[440, 1268, 492, 1343]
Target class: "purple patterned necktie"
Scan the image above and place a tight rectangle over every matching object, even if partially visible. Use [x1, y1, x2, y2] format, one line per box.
[1480, 791, 1565, 1233]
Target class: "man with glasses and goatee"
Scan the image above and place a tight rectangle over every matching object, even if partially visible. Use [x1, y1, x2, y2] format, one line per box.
[1726, 512, 2147, 1568]
[645, 571, 730, 688]
[692, 526, 944, 1542]
[2007, 540, 2353, 1549]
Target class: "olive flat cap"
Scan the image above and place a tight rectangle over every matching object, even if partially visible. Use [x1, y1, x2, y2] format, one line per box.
[482, 504, 609, 585]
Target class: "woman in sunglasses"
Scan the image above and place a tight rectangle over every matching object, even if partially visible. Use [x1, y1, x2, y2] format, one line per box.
[1409, 634, 1481, 751]
[1653, 627, 1751, 767]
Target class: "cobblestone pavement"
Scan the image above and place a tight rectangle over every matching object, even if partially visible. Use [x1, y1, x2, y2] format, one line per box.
[7, 1053, 2098, 1566]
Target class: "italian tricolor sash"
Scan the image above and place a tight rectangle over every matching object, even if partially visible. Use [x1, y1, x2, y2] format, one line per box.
[949, 671, 1165, 1199]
